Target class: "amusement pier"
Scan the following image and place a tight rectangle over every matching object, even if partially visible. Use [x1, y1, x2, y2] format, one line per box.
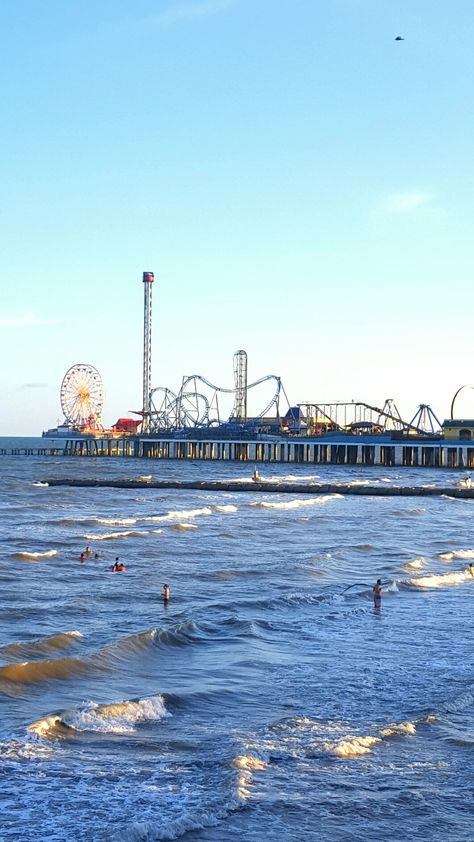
[6, 271, 474, 471]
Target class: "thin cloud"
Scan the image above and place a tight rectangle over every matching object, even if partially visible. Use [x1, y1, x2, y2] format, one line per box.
[383, 191, 436, 214]
[0, 314, 56, 328]
[22, 383, 49, 389]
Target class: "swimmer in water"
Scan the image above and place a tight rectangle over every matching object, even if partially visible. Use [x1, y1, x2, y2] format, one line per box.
[373, 578, 382, 600]
[80, 553, 86, 563]
[163, 583, 170, 602]
[468, 563, 474, 577]
[85, 546, 92, 555]
[252, 467, 260, 482]
[112, 557, 126, 572]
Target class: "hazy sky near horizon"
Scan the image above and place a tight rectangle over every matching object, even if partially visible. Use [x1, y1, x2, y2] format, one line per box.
[1, 0, 473, 434]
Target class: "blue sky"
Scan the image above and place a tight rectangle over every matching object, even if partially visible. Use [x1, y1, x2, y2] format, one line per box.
[1, 0, 473, 433]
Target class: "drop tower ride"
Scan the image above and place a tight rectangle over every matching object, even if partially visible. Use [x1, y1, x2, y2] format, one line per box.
[142, 271, 154, 433]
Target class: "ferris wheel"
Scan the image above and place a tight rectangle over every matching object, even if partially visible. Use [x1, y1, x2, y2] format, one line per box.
[60, 363, 105, 428]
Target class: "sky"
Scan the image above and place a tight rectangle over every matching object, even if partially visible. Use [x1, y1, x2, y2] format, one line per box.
[1, 0, 474, 434]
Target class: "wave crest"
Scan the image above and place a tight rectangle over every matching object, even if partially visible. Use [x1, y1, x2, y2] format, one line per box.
[83, 530, 148, 540]
[0, 631, 82, 660]
[323, 734, 381, 757]
[0, 654, 100, 685]
[250, 494, 342, 510]
[15, 550, 57, 560]
[28, 694, 169, 739]
[407, 571, 469, 588]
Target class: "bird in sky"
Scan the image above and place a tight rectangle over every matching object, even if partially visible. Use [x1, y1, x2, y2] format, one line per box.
[395, 36, 405, 41]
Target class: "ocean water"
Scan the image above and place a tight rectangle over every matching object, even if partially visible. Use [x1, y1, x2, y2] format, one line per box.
[1, 440, 474, 841]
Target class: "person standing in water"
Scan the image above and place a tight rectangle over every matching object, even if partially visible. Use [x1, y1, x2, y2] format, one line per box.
[373, 579, 382, 601]
[163, 584, 170, 602]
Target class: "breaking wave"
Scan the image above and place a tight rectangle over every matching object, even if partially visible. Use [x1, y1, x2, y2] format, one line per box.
[15, 550, 57, 560]
[403, 557, 425, 571]
[28, 694, 169, 739]
[380, 721, 417, 737]
[143, 506, 213, 523]
[323, 734, 382, 757]
[94, 518, 138, 526]
[173, 523, 198, 530]
[438, 548, 474, 561]
[83, 530, 149, 541]
[406, 571, 469, 588]
[233, 755, 268, 770]
[214, 504, 238, 513]
[250, 494, 342, 510]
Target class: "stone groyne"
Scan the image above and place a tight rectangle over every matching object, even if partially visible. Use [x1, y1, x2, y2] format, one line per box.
[41, 478, 474, 499]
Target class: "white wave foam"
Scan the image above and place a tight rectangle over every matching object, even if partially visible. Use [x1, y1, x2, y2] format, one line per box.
[250, 494, 342, 510]
[28, 714, 68, 738]
[380, 721, 416, 737]
[408, 571, 469, 588]
[173, 523, 198, 530]
[439, 548, 474, 561]
[83, 530, 149, 541]
[144, 506, 213, 523]
[32, 481, 49, 487]
[1, 739, 55, 760]
[15, 550, 58, 559]
[323, 734, 381, 757]
[403, 557, 426, 571]
[95, 518, 138, 526]
[29, 695, 169, 738]
[233, 755, 268, 770]
[383, 580, 399, 593]
[214, 504, 238, 513]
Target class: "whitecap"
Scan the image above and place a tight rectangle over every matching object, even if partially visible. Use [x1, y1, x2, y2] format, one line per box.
[403, 557, 425, 571]
[32, 482, 49, 487]
[214, 504, 238, 513]
[28, 695, 169, 739]
[233, 755, 268, 770]
[83, 530, 149, 541]
[380, 721, 416, 737]
[438, 548, 474, 561]
[407, 571, 469, 588]
[250, 494, 342, 510]
[173, 523, 198, 530]
[144, 506, 212, 523]
[15, 550, 58, 560]
[323, 734, 381, 757]
[95, 518, 138, 526]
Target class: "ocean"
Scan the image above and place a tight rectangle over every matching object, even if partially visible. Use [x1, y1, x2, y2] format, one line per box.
[1, 438, 474, 841]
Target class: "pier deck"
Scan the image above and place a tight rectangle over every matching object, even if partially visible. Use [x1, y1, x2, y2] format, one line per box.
[4, 434, 474, 470]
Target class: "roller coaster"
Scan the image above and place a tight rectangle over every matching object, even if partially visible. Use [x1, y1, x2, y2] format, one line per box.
[146, 350, 442, 437]
[148, 350, 293, 434]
